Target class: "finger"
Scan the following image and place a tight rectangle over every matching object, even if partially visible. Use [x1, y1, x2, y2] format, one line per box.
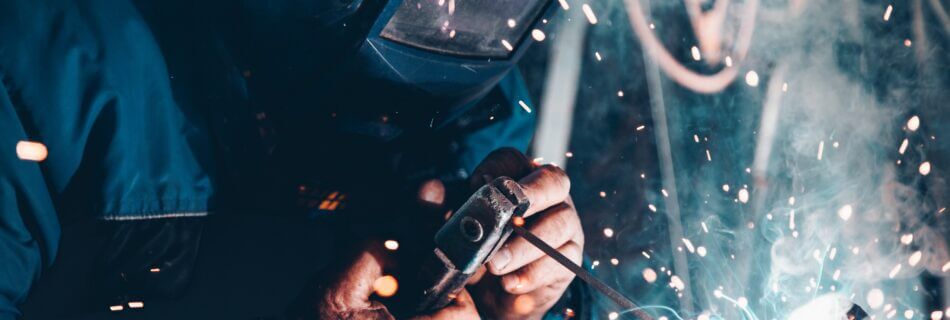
[488, 202, 581, 274]
[319, 248, 388, 316]
[499, 241, 582, 295]
[518, 164, 571, 218]
[446, 288, 476, 311]
[466, 265, 487, 285]
[418, 179, 446, 208]
[491, 272, 577, 318]
[410, 289, 480, 320]
[335, 250, 385, 307]
[470, 147, 534, 189]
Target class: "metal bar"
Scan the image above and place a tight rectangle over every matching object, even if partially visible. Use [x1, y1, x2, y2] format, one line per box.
[637, 0, 695, 311]
[511, 224, 654, 320]
[533, 6, 588, 167]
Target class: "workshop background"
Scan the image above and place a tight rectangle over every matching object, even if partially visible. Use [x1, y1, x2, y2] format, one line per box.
[518, 0, 949, 319]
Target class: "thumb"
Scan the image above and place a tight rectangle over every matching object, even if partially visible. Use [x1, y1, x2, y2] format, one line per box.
[417, 179, 446, 208]
[319, 246, 394, 319]
[470, 147, 534, 190]
[336, 250, 385, 307]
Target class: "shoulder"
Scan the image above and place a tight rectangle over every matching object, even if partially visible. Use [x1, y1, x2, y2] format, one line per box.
[0, 0, 165, 88]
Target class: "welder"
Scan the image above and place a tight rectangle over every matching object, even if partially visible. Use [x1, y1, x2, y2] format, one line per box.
[0, 0, 586, 319]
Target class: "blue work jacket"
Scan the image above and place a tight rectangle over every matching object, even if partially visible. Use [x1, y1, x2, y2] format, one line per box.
[0, 0, 536, 317]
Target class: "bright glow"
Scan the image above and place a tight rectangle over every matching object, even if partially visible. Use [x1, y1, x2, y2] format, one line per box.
[682, 238, 695, 253]
[500, 39, 513, 51]
[603, 228, 614, 238]
[788, 294, 855, 320]
[736, 296, 748, 308]
[884, 4, 893, 21]
[582, 4, 598, 24]
[512, 216, 525, 227]
[889, 263, 902, 278]
[643, 268, 656, 283]
[518, 100, 532, 113]
[908, 250, 922, 266]
[373, 275, 399, 297]
[16, 141, 48, 162]
[738, 189, 749, 203]
[691, 46, 701, 61]
[919, 161, 931, 175]
[531, 29, 546, 41]
[384, 240, 399, 251]
[900, 233, 914, 245]
[838, 205, 853, 221]
[745, 71, 760, 87]
[907, 115, 920, 131]
[670, 275, 685, 290]
[932, 310, 944, 320]
[867, 289, 885, 309]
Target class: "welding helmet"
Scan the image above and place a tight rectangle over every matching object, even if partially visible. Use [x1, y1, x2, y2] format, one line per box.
[316, 0, 557, 139]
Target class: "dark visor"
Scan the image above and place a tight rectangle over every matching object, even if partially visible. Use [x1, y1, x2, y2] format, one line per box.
[380, 0, 549, 59]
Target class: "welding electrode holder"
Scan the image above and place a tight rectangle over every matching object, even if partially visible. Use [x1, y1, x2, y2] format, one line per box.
[410, 176, 530, 313]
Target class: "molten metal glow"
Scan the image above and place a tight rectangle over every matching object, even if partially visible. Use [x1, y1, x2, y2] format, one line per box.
[373, 275, 398, 298]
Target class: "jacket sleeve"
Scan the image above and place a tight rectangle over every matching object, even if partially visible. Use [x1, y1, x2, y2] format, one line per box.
[0, 76, 60, 320]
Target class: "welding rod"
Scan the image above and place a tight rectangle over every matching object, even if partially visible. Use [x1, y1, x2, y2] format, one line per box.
[511, 224, 655, 320]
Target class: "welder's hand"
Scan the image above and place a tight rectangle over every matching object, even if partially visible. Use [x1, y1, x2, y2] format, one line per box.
[315, 245, 396, 320]
[469, 149, 585, 319]
[315, 238, 481, 320]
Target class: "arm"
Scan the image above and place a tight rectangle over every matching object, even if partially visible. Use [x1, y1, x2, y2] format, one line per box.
[449, 71, 590, 319]
[454, 69, 537, 175]
[0, 75, 60, 320]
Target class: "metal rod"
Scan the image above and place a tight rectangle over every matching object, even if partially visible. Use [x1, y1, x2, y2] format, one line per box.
[637, 0, 695, 311]
[533, 6, 587, 167]
[511, 224, 654, 320]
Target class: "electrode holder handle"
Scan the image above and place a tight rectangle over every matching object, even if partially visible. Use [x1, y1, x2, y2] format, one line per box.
[412, 176, 529, 312]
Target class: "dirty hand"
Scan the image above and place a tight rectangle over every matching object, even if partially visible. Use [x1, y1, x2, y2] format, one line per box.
[315, 243, 479, 320]
[420, 148, 584, 319]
